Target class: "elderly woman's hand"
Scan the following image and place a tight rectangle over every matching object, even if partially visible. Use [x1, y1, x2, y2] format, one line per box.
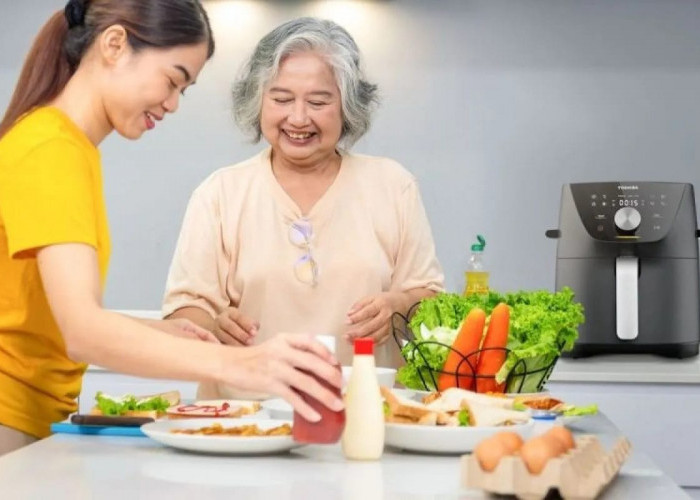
[214, 307, 260, 346]
[344, 292, 400, 345]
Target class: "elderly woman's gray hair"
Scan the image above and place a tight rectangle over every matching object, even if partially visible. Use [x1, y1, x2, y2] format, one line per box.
[232, 17, 379, 149]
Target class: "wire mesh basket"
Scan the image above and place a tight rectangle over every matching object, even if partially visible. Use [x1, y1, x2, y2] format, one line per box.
[391, 304, 561, 394]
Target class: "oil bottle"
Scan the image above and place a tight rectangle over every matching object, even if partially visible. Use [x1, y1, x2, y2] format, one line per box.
[463, 234, 489, 296]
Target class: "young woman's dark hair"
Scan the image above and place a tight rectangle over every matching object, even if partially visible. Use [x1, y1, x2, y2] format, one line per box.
[0, 0, 214, 138]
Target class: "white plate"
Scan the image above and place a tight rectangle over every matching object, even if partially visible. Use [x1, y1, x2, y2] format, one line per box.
[260, 398, 294, 420]
[384, 419, 535, 454]
[141, 418, 300, 455]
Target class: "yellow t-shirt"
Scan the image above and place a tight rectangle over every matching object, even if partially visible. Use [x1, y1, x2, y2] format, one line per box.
[0, 107, 110, 438]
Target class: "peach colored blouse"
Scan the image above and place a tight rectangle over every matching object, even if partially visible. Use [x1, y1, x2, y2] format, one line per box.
[163, 148, 443, 396]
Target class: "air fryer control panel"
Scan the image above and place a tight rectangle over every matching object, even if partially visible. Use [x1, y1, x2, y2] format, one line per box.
[570, 182, 685, 242]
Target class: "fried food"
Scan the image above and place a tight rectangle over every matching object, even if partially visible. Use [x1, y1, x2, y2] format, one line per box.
[514, 396, 563, 411]
[170, 422, 292, 436]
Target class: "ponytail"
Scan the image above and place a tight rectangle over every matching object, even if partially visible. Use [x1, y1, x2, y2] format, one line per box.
[0, 0, 214, 140]
[0, 12, 73, 139]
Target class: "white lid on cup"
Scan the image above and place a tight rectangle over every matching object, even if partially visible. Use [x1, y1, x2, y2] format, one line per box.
[315, 334, 336, 354]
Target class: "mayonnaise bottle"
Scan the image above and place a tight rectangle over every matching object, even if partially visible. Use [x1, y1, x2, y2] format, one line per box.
[341, 338, 385, 460]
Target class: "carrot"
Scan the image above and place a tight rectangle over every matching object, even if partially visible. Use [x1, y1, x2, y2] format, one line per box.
[438, 308, 486, 391]
[475, 303, 510, 393]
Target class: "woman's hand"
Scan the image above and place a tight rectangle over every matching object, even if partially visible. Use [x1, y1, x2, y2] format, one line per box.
[213, 307, 260, 346]
[344, 292, 399, 345]
[221, 333, 344, 422]
[144, 318, 219, 343]
[345, 289, 436, 346]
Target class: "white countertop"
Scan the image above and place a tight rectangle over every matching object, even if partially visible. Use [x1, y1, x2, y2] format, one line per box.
[0, 414, 688, 499]
[549, 354, 700, 384]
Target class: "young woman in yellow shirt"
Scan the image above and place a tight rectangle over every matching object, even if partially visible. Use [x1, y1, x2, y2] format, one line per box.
[0, 0, 342, 455]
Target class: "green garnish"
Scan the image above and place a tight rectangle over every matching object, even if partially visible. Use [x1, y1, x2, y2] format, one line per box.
[458, 408, 470, 426]
[95, 392, 171, 416]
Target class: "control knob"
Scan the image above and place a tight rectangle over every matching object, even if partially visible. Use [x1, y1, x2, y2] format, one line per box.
[614, 207, 641, 232]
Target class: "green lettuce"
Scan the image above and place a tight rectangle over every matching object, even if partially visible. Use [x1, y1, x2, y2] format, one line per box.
[458, 408, 470, 426]
[396, 325, 459, 390]
[397, 288, 584, 393]
[562, 404, 598, 417]
[496, 289, 583, 392]
[95, 392, 171, 416]
[408, 291, 503, 331]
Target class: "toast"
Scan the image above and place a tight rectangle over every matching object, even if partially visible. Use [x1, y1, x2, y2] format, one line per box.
[166, 399, 262, 419]
[381, 386, 438, 421]
[196, 400, 262, 416]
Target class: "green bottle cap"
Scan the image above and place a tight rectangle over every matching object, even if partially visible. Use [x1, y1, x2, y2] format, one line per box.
[471, 234, 486, 252]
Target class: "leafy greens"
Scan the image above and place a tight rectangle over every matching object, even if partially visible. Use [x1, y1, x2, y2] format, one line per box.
[95, 392, 171, 416]
[397, 288, 584, 393]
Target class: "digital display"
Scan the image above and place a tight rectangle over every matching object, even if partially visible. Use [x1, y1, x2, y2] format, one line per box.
[619, 199, 639, 207]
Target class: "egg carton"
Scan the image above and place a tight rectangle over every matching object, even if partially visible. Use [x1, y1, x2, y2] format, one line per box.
[461, 435, 632, 500]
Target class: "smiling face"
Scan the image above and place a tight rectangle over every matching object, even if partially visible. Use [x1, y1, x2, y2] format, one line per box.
[101, 35, 209, 139]
[260, 51, 343, 167]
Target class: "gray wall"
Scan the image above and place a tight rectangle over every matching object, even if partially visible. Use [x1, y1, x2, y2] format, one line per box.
[2, 0, 700, 309]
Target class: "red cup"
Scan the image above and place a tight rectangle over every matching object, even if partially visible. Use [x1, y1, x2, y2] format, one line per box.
[292, 335, 345, 444]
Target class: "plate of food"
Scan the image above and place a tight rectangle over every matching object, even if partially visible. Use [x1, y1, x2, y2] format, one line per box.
[141, 418, 299, 455]
[382, 387, 534, 454]
[511, 395, 598, 427]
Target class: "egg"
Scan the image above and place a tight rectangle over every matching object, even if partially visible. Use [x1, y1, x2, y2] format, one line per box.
[545, 426, 576, 451]
[519, 436, 565, 474]
[493, 431, 524, 454]
[474, 437, 509, 472]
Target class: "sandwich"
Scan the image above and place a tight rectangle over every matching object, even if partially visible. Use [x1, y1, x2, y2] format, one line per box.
[166, 399, 262, 419]
[381, 387, 448, 425]
[461, 400, 531, 427]
[426, 387, 515, 413]
[381, 386, 529, 427]
[91, 391, 180, 419]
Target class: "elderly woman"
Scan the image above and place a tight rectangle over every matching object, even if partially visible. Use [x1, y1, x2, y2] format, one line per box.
[163, 17, 443, 396]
